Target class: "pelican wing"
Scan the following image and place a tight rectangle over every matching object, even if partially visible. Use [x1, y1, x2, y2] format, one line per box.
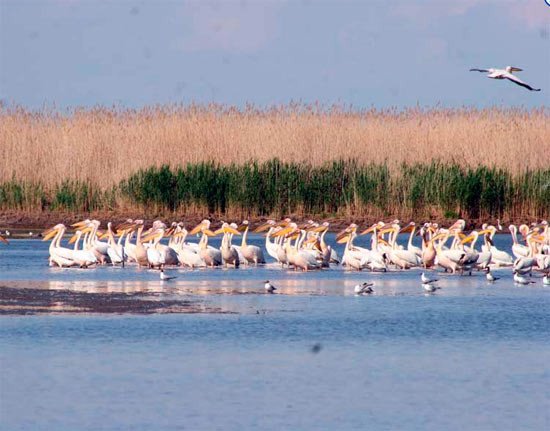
[470, 68, 489, 73]
[503, 73, 541, 91]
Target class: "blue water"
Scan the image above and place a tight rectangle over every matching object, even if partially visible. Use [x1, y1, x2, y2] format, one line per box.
[1, 234, 549, 430]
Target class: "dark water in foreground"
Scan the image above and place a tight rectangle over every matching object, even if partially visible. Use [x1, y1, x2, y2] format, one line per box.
[1, 236, 549, 430]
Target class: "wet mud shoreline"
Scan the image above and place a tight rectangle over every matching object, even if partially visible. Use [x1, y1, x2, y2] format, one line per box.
[0, 286, 232, 315]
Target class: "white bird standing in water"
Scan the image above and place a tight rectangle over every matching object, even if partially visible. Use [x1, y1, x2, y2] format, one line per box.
[160, 269, 177, 281]
[264, 280, 276, 293]
[513, 272, 534, 285]
[485, 268, 499, 282]
[470, 66, 541, 91]
[421, 272, 438, 284]
[354, 282, 374, 295]
[543, 275, 549, 286]
[423, 283, 441, 293]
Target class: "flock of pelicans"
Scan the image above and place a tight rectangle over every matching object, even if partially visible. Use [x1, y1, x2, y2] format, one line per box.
[1, 218, 549, 293]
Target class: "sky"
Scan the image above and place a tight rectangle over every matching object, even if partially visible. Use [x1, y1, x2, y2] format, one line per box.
[1, 0, 549, 109]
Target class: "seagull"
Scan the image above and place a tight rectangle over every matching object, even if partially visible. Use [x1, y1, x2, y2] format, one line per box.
[421, 272, 438, 284]
[160, 269, 177, 281]
[264, 280, 276, 293]
[513, 272, 534, 285]
[543, 275, 550, 286]
[485, 268, 499, 282]
[354, 282, 374, 295]
[422, 282, 441, 293]
[470, 66, 541, 91]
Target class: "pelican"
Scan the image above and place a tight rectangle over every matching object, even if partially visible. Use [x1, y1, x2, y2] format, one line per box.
[264, 280, 276, 293]
[190, 220, 222, 267]
[509, 225, 530, 259]
[141, 228, 166, 268]
[238, 220, 265, 265]
[543, 275, 550, 286]
[216, 223, 241, 268]
[354, 282, 374, 295]
[255, 220, 281, 263]
[470, 66, 541, 91]
[42, 224, 77, 267]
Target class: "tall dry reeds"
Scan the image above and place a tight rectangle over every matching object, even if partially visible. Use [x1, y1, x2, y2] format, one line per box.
[1, 104, 549, 188]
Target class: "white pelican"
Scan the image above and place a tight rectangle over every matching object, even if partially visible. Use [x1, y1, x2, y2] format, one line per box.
[134, 222, 150, 267]
[141, 228, 166, 269]
[238, 220, 265, 265]
[42, 224, 77, 267]
[216, 223, 241, 268]
[190, 220, 222, 267]
[67, 229, 97, 267]
[255, 220, 281, 262]
[354, 282, 374, 295]
[160, 269, 177, 281]
[470, 66, 541, 91]
[509, 225, 530, 259]
[543, 275, 550, 286]
[264, 280, 276, 293]
[482, 226, 513, 266]
[485, 268, 499, 282]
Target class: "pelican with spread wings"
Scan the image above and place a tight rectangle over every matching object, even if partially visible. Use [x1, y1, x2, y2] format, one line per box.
[470, 66, 541, 91]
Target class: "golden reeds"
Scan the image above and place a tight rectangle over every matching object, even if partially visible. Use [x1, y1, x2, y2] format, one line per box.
[1, 104, 549, 188]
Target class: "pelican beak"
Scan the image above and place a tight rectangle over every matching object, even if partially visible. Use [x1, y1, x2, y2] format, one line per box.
[237, 224, 248, 232]
[254, 223, 272, 233]
[226, 226, 240, 235]
[272, 226, 294, 237]
[359, 225, 375, 235]
[99, 232, 109, 240]
[214, 228, 225, 235]
[460, 235, 473, 245]
[511, 67, 523, 72]
[0, 235, 8, 244]
[71, 221, 88, 228]
[336, 234, 349, 244]
[477, 229, 490, 235]
[189, 223, 205, 236]
[203, 229, 217, 237]
[42, 228, 58, 241]
[310, 225, 326, 233]
[68, 234, 79, 244]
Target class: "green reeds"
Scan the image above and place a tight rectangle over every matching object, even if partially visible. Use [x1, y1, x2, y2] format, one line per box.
[1, 160, 549, 220]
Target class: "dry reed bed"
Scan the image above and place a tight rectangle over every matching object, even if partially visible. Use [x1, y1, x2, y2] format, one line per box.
[1, 105, 549, 188]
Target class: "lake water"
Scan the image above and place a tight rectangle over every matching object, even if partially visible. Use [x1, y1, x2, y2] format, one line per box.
[1, 234, 549, 430]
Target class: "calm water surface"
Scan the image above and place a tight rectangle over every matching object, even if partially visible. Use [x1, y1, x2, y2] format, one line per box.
[1, 234, 549, 430]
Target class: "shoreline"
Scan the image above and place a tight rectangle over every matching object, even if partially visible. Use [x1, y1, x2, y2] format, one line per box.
[0, 285, 233, 315]
[0, 210, 539, 235]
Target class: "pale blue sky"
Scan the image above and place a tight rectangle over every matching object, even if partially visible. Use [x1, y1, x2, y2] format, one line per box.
[1, 0, 549, 109]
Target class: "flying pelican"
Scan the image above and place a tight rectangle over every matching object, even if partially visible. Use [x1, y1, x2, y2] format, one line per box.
[354, 282, 374, 295]
[470, 66, 541, 91]
[264, 280, 276, 293]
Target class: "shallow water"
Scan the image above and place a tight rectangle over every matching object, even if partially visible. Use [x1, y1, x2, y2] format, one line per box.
[1, 234, 549, 430]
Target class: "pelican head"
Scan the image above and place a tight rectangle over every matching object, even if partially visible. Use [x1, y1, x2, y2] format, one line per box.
[505, 66, 522, 73]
